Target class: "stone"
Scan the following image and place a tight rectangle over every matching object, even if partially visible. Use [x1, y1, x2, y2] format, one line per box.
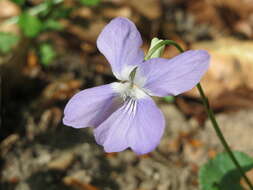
[48, 152, 75, 170]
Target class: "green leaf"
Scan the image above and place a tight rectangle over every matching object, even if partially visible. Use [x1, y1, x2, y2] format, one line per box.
[11, 0, 25, 5]
[50, 6, 73, 19]
[43, 19, 64, 31]
[39, 43, 56, 66]
[0, 32, 19, 53]
[199, 151, 253, 190]
[19, 13, 43, 37]
[80, 0, 101, 6]
[37, 0, 55, 17]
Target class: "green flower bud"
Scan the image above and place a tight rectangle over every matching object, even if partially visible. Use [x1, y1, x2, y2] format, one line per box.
[147, 37, 165, 59]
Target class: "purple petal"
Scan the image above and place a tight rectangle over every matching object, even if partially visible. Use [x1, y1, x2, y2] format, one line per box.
[97, 17, 144, 80]
[94, 97, 165, 154]
[137, 50, 210, 97]
[63, 83, 123, 128]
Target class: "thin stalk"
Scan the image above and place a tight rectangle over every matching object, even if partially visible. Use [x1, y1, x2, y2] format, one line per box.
[147, 40, 253, 190]
[196, 83, 253, 189]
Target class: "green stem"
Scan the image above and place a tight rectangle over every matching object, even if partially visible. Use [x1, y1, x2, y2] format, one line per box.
[147, 40, 253, 190]
[197, 83, 253, 190]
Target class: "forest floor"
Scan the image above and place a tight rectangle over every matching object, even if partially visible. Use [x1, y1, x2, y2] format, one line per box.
[1, 0, 253, 189]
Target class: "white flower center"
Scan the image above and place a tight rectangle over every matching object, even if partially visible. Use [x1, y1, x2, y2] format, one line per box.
[112, 82, 148, 100]
[112, 65, 152, 102]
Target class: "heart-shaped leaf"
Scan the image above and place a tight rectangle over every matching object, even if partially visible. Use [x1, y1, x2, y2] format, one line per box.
[199, 151, 253, 190]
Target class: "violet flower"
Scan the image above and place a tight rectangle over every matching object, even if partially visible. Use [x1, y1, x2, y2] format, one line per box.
[63, 17, 210, 154]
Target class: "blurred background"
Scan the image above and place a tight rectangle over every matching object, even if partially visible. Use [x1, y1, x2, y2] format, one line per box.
[1, 0, 253, 189]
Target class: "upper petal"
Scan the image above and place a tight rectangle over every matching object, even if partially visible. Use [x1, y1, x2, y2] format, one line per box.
[97, 17, 144, 80]
[137, 50, 210, 97]
[63, 83, 123, 128]
[94, 97, 165, 155]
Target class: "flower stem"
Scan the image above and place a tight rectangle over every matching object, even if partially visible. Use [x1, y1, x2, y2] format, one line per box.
[197, 83, 253, 190]
[147, 40, 253, 190]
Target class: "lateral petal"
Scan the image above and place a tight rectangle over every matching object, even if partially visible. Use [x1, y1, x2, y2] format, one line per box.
[63, 83, 123, 128]
[137, 50, 210, 97]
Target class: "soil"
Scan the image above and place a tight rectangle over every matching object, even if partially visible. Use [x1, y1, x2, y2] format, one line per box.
[1, 0, 253, 189]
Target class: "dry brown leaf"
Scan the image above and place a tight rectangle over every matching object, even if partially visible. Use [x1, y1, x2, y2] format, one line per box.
[42, 78, 82, 102]
[64, 178, 100, 190]
[127, 0, 161, 20]
[48, 152, 75, 171]
[187, 38, 253, 100]
[167, 139, 181, 153]
[105, 152, 118, 157]
[0, 0, 20, 19]
[207, 149, 217, 158]
[0, 134, 19, 156]
[188, 139, 203, 148]
[61, 19, 106, 44]
[102, 7, 132, 18]
[209, 0, 253, 18]
[71, 7, 94, 19]
[186, 0, 253, 36]
[27, 50, 38, 67]
[0, 0, 20, 34]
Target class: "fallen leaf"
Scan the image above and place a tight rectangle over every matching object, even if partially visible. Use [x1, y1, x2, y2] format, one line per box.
[187, 38, 253, 100]
[0, 0, 20, 19]
[127, 0, 161, 20]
